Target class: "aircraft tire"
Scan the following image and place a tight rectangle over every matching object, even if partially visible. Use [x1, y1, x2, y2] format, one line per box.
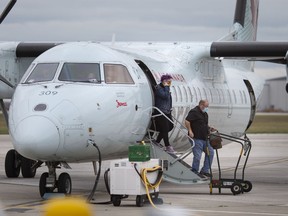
[58, 173, 72, 195]
[5, 149, 20, 178]
[21, 157, 36, 178]
[39, 172, 51, 198]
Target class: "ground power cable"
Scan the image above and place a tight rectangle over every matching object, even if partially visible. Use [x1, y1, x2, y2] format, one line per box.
[87, 140, 102, 202]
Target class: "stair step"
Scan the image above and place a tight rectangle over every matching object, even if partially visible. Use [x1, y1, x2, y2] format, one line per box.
[149, 142, 208, 184]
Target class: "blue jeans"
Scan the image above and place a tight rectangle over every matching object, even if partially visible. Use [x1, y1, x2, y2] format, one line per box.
[189, 138, 214, 173]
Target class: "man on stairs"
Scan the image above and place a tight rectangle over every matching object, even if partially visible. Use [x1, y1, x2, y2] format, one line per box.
[185, 99, 214, 178]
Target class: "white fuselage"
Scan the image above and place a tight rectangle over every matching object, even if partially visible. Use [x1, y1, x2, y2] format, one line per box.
[8, 42, 264, 162]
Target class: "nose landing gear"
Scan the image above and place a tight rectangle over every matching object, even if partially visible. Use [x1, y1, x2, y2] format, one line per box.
[39, 162, 72, 198]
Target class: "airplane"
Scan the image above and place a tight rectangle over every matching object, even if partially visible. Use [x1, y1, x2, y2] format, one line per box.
[1, 0, 288, 198]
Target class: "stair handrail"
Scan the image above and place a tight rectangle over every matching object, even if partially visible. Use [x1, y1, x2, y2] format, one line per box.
[143, 106, 195, 164]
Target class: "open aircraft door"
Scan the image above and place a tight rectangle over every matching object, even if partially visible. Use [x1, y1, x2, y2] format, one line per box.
[135, 60, 157, 103]
[135, 60, 157, 131]
[244, 79, 257, 131]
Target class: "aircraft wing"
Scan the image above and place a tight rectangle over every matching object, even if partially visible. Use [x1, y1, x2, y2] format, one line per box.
[210, 42, 288, 64]
[15, 41, 288, 65]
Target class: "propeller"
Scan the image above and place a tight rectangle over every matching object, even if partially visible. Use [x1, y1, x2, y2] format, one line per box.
[0, 74, 14, 89]
[0, 0, 17, 24]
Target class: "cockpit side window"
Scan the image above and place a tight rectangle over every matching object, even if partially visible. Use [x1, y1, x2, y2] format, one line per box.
[58, 63, 101, 83]
[104, 64, 134, 84]
[24, 63, 59, 84]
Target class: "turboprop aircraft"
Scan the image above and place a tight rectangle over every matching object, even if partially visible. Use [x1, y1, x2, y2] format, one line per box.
[1, 0, 288, 198]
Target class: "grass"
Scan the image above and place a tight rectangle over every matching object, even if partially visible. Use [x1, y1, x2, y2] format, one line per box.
[0, 113, 287, 134]
[247, 114, 288, 134]
[0, 114, 8, 134]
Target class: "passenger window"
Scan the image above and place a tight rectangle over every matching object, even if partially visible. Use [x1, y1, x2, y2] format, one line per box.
[59, 63, 101, 83]
[193, 87, 198, 103]
[171, 86, 177, 102]
[240, 90, 244, 104]
[177, 86, 183, 102]
[24, 63, 59, 84]
[187, 86, 193, 103]
[104, 64, 134, 84]
[209, 88, 213, 103]
[197, 87, 202, 100]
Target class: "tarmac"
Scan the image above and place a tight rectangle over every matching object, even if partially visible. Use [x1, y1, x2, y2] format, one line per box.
[0, 134, 287, 216]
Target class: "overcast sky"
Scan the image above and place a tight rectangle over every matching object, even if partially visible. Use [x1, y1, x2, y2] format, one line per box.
[0, 0, 287, 77]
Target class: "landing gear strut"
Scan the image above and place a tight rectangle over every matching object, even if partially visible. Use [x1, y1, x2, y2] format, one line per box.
[39, 162, 72, 198]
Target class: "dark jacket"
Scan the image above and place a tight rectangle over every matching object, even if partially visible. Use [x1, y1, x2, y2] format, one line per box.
[154, 83, 172, 114]
[185, 106, 209, 140]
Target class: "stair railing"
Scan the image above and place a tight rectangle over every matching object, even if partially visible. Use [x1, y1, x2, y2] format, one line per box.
[143, 106, 195, 164]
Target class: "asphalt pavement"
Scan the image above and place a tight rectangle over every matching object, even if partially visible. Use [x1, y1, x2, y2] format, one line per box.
[0, 134, 287, 216]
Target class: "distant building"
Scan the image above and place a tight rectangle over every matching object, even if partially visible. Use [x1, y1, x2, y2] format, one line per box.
[257, 76, 288, 112]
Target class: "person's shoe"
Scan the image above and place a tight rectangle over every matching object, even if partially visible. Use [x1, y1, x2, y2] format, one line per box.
[165, 145, 175, 154]
[191, 170, 207, 179]
[151, 139, 163, 147]
[200, 171, 212, 178]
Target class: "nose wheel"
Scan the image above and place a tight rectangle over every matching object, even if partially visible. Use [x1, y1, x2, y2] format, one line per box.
[58, 173, 72, 194]
[39, 162, 72, 198]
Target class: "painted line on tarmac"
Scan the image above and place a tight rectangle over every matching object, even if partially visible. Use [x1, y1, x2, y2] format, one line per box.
[220, 157, 288, 173]
[4, 200, 43, 214]
[188, 209, 288, 216]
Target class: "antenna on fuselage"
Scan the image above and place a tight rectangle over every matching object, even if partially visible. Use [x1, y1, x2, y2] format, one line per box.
[0, 0, 17, 24]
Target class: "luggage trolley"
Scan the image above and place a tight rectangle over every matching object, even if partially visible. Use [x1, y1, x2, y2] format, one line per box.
[209, 133, 253, 195]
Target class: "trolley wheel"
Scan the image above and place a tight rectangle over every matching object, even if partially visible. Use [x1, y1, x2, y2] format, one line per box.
[111, 195, 121, 206]
[242, 180, 253, 193]
[152, 197, 163, 205]
[231, 182, 243, 195]
[153, 192, 159, 199]
[136, 195, 145, 207]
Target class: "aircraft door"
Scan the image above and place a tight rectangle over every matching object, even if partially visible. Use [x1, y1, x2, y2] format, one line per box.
[135, 60, 157, 131]
[244, 79, 256, 131]
[135, 60, 156, 103]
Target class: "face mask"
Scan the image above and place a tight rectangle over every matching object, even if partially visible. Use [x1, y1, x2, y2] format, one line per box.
[203, 107, 209, 113]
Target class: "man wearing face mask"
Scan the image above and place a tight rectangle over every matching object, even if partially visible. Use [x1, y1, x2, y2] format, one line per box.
[185, 99, 214, 178]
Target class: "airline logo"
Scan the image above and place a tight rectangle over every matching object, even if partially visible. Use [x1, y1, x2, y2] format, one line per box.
[116, 100, 127, 108]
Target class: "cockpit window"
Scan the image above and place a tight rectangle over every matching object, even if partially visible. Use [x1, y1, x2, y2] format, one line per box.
[24, 63, 59, 84]
[58, 63, 101, 83]
[104, 64, 134, 84]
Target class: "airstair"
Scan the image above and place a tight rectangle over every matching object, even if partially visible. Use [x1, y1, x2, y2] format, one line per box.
[149, 141, 208, 184]
[143, 107, 209, 184]
[143, 107, 253, 195]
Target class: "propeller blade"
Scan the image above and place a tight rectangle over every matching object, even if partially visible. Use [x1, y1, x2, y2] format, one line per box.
[0, 74, 14, 88]
[0, 0, 17, 24]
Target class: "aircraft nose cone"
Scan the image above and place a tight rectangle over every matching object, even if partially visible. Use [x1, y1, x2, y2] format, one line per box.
[12, 116, 60, 160]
